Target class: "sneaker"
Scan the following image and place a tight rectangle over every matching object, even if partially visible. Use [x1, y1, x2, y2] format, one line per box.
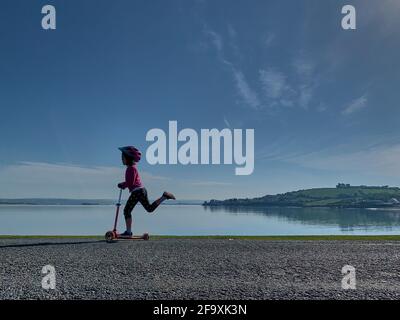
[163, 191, 176, 200]
[119, 231, 132, 237]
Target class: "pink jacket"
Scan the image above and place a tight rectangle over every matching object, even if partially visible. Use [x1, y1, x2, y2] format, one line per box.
[118, 165, 143, 192]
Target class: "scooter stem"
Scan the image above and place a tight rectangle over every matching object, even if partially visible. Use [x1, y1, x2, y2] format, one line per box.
[113, 189, 123, 232]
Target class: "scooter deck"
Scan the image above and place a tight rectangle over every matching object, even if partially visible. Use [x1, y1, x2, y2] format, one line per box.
[105, 230, 149, 242]
[116, 235, 147, 240]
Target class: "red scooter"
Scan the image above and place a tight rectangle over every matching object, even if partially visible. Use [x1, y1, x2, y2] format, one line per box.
[105, 189, 149, 243]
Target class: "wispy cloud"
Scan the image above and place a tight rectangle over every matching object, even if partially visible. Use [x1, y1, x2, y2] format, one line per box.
[203, 26, 232, 66]
[223, 116, 231, 128]
[258, 54, 318, 110]
[204, 26, 322, 112]
[0, 162, 168, 198]
[264, 32, 275, 47]
[298, 85, 313, 109]
[227, 23, 237, 39]
[363, 0, 400, 36]
[204, 25, 260, 109]
[286, 143, 400, 178]
[342, 95, 368, 115]
[205, 28, 223, 53]
[258, 66, 315, 110]
[316, 102, 328, 112]
[259, 69, 289, 99]
[233, 69, 260, 109]
[293, 57, 315, 78]
[293, 56, 317, 109]
[227, 24, 242, 60]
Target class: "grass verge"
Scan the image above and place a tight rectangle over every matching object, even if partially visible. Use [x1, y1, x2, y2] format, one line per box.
[0, 235, 400, 241]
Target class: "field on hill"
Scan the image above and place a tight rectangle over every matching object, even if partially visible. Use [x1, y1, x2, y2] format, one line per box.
[204, 185, 400, 208]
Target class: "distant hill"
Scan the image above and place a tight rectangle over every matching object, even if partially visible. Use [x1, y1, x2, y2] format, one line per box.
[203, 184, 400, 208]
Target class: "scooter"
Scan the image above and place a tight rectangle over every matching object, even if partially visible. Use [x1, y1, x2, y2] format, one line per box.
[105, 189, 150, 243]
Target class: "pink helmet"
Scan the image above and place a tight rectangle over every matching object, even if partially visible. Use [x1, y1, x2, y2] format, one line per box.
[119, 146, 142, 162]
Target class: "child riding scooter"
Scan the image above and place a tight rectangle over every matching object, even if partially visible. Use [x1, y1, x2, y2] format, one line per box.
[117, 146, 176, 237]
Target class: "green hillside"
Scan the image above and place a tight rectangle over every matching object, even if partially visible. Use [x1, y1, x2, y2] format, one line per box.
[203, 184, 400, 208]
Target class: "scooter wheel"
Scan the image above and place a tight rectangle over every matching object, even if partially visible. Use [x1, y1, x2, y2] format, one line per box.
[143, 233, 150, 241]
[105, 231, 115, 243]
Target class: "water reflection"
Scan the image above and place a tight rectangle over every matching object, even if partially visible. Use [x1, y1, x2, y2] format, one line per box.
[203, 206, 400, 232]
[1, 205, 400, 235]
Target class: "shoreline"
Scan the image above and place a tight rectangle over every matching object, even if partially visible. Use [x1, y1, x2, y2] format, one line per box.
[203, 204, 400, 209]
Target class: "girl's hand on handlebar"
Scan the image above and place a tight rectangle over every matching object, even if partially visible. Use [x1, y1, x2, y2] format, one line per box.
[117, 183, 126, 189]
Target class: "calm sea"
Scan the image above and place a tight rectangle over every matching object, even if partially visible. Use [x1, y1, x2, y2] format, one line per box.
[1, 204, 400, 235]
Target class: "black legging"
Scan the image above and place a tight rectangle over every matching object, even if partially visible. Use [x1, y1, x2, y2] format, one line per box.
[123, 188, 160, 218]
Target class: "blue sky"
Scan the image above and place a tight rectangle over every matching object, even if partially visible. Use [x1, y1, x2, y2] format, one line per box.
[1, 0, 400, 200]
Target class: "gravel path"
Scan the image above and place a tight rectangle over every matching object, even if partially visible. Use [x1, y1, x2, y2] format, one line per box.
[1, 238, 400, 300]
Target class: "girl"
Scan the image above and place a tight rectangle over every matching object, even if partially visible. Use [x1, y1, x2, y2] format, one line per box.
[117, 146, 176, 236]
